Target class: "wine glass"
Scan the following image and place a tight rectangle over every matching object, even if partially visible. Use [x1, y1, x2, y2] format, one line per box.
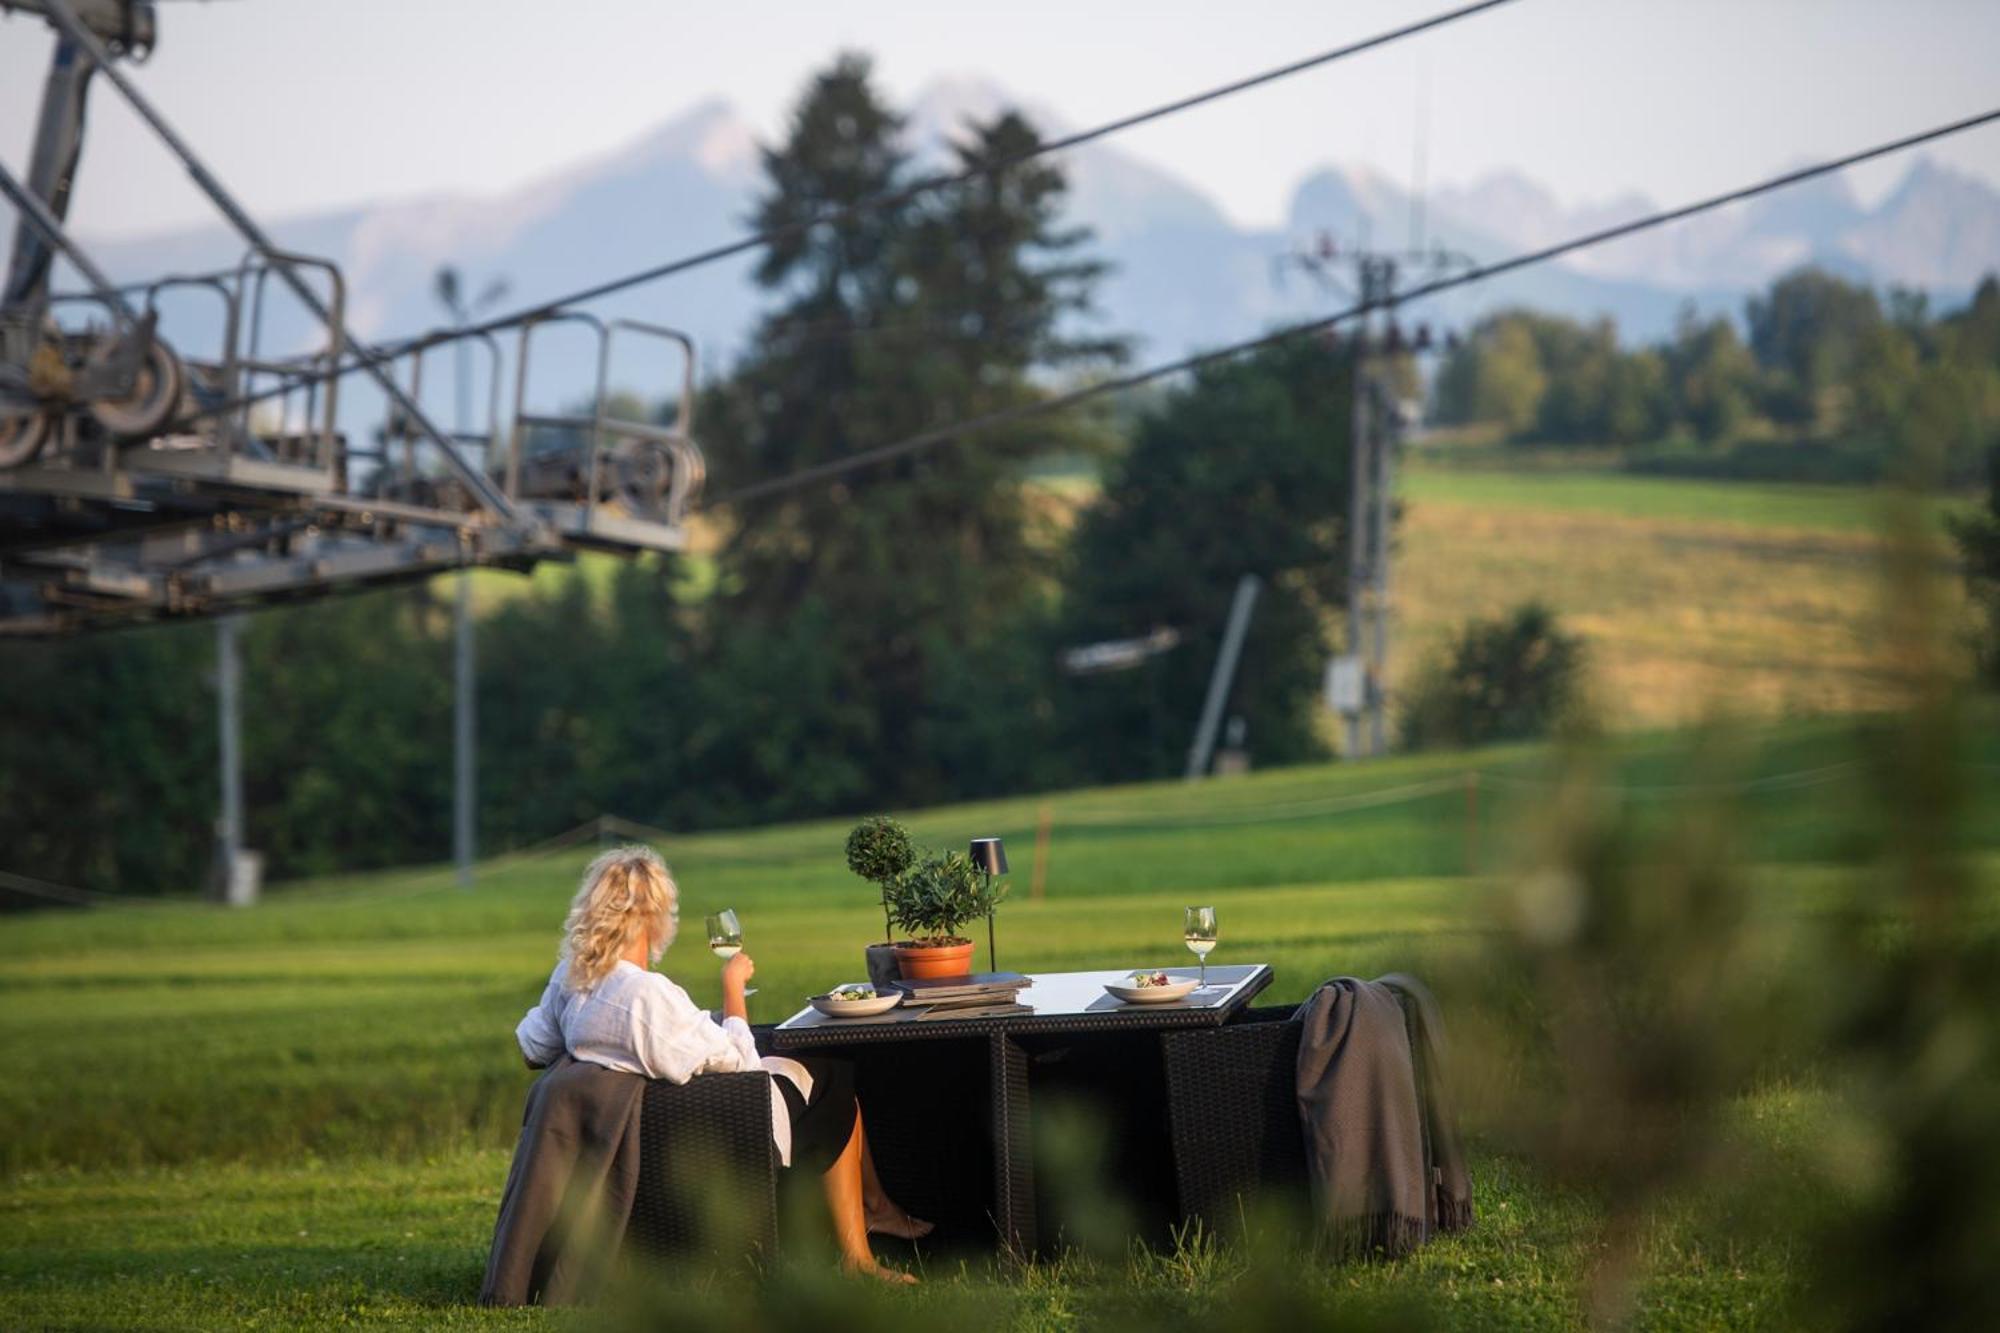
[1184, 905, 1218, 988]
[707, 909, 756, 997]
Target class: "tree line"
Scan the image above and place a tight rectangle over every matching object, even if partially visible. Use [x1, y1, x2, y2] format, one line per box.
[1434, 269, 2000, 484]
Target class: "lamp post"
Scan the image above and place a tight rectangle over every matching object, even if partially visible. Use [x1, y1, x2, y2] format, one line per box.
[432, 266, 509, 888]
[970, 837, 1008, 973]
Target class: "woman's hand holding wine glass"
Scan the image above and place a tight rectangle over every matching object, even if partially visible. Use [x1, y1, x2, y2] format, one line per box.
[718, 951, 756, 1019]
[708, 908, 757, 1018]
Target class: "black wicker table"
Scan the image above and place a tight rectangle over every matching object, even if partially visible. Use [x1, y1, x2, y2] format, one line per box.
[769, 964, 1272, 1254]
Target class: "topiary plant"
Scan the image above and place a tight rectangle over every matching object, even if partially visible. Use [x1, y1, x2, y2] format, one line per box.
[885, 850, 1002, 946]
[846, 815, 915, 942]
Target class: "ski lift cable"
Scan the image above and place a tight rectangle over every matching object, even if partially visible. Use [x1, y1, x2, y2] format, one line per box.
[710, 104, 2000, 508]
[168, 0, 1524, 427]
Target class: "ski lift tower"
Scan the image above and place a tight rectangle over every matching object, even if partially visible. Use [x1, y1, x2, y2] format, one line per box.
[1, 0, 719, 901]
[1282, 230, 1469, 758]
[0, 0, 711, 637]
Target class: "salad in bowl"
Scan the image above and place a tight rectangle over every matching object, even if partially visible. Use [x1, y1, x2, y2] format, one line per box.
[808, 982, 903, 1018]
[1103, 970, 1200, 1004]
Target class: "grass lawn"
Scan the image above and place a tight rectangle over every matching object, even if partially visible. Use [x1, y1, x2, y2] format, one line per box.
[1396, 464, 1967, 536]
[3, 717, 1998, 1329]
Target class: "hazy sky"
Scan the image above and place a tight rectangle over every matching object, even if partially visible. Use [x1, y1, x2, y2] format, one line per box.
[3, 0, 1999, 242]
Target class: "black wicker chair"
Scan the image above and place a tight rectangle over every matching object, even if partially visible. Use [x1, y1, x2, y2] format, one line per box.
[625, 1071, 779, 1260]
[1160, 1005, 1309, 1232]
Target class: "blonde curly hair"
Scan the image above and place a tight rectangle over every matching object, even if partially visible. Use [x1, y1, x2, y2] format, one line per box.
[560, 844, 679, 991]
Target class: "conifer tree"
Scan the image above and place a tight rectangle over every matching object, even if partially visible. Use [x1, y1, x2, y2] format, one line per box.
[704, 56, 1119, 806]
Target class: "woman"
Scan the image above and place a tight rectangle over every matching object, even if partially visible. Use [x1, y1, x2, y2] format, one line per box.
[515, 845, 930, 1283]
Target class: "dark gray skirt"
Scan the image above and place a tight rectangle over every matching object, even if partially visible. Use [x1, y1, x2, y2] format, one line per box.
[776, 1055, 857, 1172]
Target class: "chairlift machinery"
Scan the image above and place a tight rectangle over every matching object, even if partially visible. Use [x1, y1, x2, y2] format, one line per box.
[0, 0, 708, 635]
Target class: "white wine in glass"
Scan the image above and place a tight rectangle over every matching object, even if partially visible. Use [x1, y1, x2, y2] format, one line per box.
[1184, 905, 1218, 987]
[706, 909, 755, 996]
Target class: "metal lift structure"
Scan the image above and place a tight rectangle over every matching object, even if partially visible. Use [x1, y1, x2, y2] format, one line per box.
[0, 0, 708, 636]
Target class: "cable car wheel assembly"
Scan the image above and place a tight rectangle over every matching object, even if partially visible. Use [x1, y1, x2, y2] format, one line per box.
[0, 316, 186, 467]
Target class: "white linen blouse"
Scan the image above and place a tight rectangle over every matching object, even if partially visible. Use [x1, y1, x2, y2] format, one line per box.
[515, 958, 811, 1166]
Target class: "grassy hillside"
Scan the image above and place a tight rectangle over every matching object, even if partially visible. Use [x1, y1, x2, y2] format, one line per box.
[1025, 456, 1977, 737]
[1388, 461, 1974, 731]
[4, 717, 1998, 1329]
[1397, 464, 1966, 534]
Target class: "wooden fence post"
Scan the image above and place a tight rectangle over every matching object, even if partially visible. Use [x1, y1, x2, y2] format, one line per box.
[1031, 802, 1052, 902]
[1464, 771, 1480, 876]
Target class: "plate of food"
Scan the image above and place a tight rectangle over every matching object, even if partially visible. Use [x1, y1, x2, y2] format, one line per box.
[808, 983, 903, 1018]
[1104, 971, 1201, 1004]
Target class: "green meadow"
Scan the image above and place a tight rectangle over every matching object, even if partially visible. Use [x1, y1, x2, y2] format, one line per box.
[1390, 461, 1976, 730]
[4, 715, 1998, 1329]
[1397, 461, 1968, 535]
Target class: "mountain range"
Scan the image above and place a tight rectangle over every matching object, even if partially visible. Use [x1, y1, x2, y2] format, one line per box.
[78, 78, 2000, 409]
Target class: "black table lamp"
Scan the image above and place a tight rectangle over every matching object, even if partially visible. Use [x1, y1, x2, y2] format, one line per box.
[970, 837, 1008, 971]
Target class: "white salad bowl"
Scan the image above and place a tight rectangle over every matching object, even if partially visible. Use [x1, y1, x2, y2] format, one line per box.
[808, 988, 903, 1018]
[1104, 976, 1200, 1005]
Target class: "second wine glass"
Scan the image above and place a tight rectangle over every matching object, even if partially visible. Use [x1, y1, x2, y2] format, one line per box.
[706, 908, 756, 997]
[1184, 905, 1218, 987]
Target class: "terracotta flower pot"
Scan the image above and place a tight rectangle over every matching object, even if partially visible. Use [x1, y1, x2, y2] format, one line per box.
[894, 939, 975, 980]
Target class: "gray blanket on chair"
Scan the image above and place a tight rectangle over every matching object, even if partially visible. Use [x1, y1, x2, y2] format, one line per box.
[480, 1054, 645, 1306]
[1293, 974, 1474, 1257]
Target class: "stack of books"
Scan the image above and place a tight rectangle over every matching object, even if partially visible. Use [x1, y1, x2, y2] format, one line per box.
[893, 971, 1034, 1020]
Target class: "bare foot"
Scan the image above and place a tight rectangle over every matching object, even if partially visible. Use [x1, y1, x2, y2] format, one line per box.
[865, 1202, 935, 1241]
[843, 1257, 919, 1285]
